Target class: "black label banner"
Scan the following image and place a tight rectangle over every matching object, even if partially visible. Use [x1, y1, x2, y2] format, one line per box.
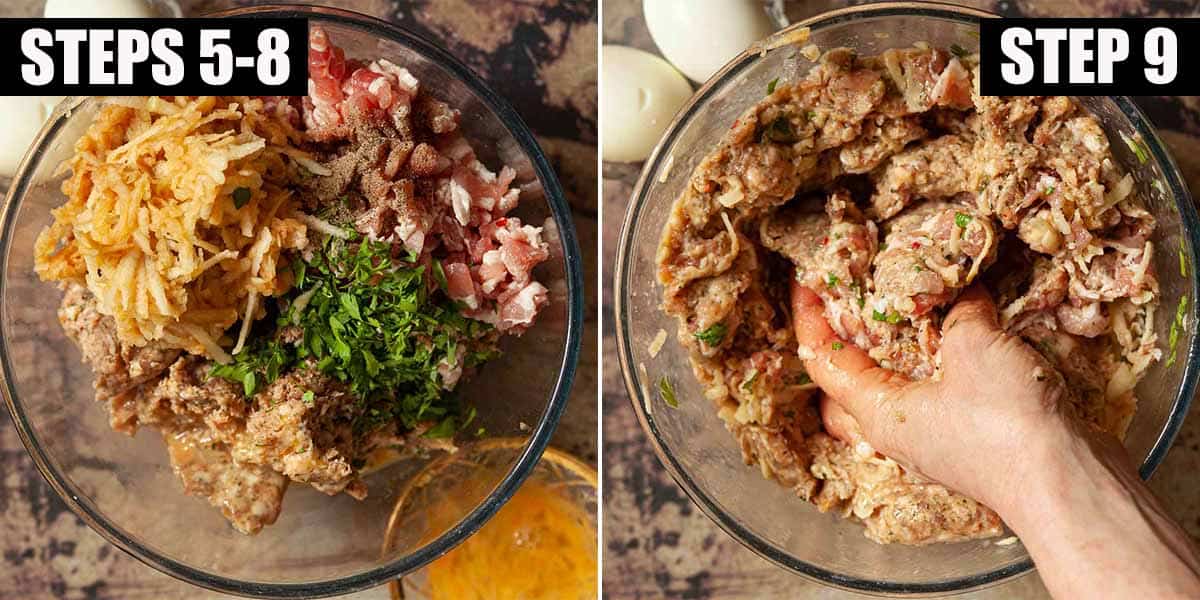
[980, 18, 1196, 95]
[0, 18, 308, 95]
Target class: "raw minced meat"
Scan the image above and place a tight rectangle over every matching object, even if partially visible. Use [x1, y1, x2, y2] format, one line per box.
[658, 44, 1160, 545]
[52, 26, 551, 534]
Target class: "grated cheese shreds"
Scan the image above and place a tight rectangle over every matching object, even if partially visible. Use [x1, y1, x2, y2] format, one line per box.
[34, 96, 311, 360]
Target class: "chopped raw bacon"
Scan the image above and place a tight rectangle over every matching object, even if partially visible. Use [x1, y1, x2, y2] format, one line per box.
[304, 25, 551, 335]
[444, 262, 480, 310]
[498, 281, 549, 330]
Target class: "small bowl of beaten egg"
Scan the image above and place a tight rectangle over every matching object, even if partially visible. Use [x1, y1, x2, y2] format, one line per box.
[385, 439, 598, 600]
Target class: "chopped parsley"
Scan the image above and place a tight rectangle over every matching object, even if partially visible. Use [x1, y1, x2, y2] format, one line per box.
[742, 369, 760, 392]
[767, 77, 779, 94]
[658, 376, 679, 408]
[1043, 185, 1055, 196]
[232, 186, 252, 208]
[954, 212, 972, 228]
[872, 309, 903, 324]
[212, 231, 494, 435]
[1167, 295, 1188, 368]
[1123, 132, 1150, 164]
[431, 259, 449, 291]
[694, 323, 728, 346]
[302, 390, 315, 405]
[831, 341, 844, 351]
[849, 282, 865, 308]
[826, 272, 840, 287]
[949, 44, 970, 58]
[1180, 240, 1188, 278]
[762, 116, 798, 144]
[793, 372, 812, 386]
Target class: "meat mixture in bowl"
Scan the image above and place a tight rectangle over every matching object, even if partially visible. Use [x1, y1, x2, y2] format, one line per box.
[657, 45, 1161, 544]
[36, 27, 550, 534]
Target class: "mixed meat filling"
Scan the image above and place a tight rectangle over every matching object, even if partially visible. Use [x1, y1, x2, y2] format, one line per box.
[50, 28, 549, 534]
[657, 46, 1160, 544]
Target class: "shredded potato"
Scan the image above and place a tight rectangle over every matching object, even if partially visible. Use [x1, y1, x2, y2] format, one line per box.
[35, 96, 312, 360]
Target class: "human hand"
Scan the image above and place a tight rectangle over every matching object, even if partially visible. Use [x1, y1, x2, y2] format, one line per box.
[790, 281, 1079, 511]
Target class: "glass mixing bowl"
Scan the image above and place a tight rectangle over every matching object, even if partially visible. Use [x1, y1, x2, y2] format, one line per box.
[0, 5, 583, 598]
[614, 2, 1200, 595]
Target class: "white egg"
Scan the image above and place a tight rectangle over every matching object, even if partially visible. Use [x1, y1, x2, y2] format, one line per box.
[602, 45, 693, 163]
[44, 0, 159, 18]
[0, 96, 64, 177]
[644, 0, 776, 82]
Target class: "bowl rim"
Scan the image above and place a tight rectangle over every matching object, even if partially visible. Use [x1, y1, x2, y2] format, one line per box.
[0, 4, 583, 598]
[613, 1, 1200, 595]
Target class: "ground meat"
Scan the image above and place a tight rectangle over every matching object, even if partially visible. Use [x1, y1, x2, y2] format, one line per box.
[872, 203, 997, 318]
[870, 134, 975, 220]
[57, 284, 179, 402]
[128, 357, 246, 441]
[166, 432, 287, 535]
[807, 434, 1003, 545]
[658, 45, 1159, 545]
[232, 368, 367, 499]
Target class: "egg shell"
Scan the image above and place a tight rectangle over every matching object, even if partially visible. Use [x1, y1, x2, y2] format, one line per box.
[644, 0, 776, 82]
[601, 45, 693, 163]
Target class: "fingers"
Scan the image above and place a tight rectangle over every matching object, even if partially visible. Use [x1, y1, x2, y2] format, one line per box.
[941, 285, 1000, 353]
[790, 281, 908, 421]
[820, 395, 866, 447]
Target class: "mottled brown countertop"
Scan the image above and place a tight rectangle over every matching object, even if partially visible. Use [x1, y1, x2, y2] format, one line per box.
[602, 1, 1200, 598]
[0, 1, 596, 598]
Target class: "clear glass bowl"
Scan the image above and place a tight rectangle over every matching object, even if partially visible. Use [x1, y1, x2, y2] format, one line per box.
[385, 439, 598, 599]
[0, 6, 583, 598]
[614, 2, 1200, 595]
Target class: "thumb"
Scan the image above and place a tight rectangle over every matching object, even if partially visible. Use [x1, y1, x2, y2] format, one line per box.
[790, 281, 908, 428]
[940, 285, 1004, 359]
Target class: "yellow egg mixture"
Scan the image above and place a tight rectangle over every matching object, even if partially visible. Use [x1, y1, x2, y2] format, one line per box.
[424, 480, 597, 600]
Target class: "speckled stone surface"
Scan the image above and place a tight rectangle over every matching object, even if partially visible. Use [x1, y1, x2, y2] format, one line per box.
[602, 1, 1200, 598]
[0, 1, 596, 598]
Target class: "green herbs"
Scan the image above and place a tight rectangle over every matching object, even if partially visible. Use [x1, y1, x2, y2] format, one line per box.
[826, 272, 840, 287]
[949, 43, 970, 58]
[658, 376, 679, 408]
[742, 369, 760, 392]
[872, 309, 902, 324]
[1123, 132, 1150, 164]
[232, 186, 252, 209]
[694, 323, 728, 346]
[302, 390, 315, 405]
[954, 212, 972, 228]
[849, 282, 865, 308]
[1180, 240, 1188, 278]
[212, 232, 493, 435]
[762, 116, 798, 144]
[1167, 295, 1189, 368]
[831, 341, 844, 351]
[767, 77, 779, 94]
[1043, 185, 1055, 196]
[211, 341, 291, 397]
[793, 372, 812, 386]
[431, 259, 449, 291]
